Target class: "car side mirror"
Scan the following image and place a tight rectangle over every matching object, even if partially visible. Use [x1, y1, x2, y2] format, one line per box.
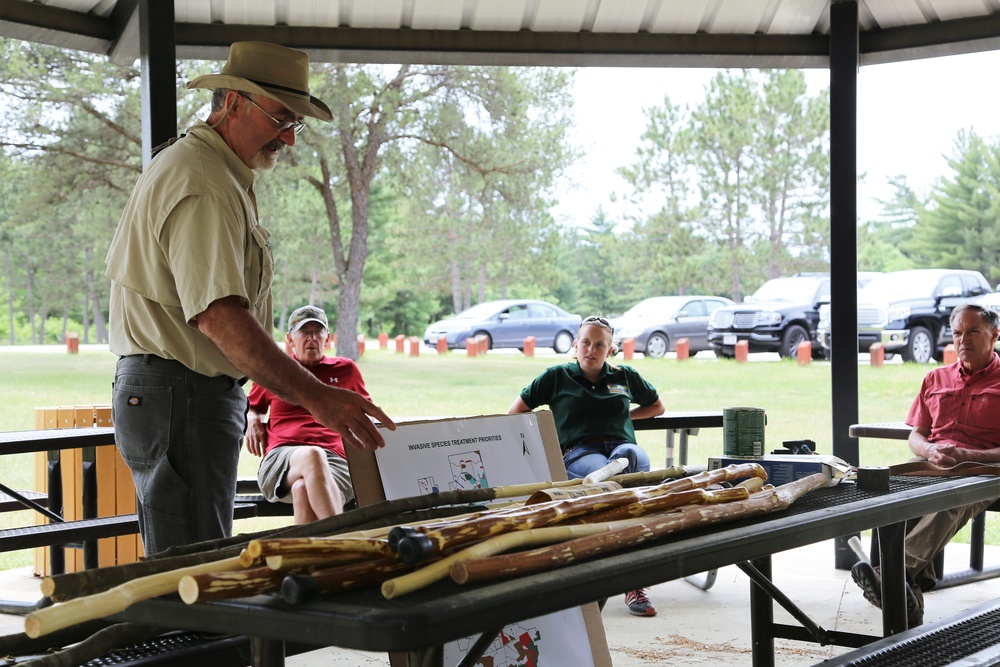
[675, 310, 688, 319]
[817, 296, 830, 306]
[498, 312, 509, 321]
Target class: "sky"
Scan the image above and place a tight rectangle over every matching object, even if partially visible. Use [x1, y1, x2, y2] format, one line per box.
[552, 49, 1000, 229]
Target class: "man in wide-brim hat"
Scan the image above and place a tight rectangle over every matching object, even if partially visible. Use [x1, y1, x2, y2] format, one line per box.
[105, 41, 394, 556]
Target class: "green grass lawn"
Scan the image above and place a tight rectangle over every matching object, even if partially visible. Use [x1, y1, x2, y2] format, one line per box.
[0, 347, 993, 569]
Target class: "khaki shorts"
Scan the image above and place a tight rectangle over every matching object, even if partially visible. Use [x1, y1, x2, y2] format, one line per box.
[257, 445, 355, 506]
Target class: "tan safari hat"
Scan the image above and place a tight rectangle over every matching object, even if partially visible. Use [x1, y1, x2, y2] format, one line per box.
[187, 41, 332, 122]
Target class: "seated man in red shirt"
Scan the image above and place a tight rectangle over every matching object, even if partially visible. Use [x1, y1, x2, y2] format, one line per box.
[245, 305, 372, 523]
[852, 303, 1000, 626]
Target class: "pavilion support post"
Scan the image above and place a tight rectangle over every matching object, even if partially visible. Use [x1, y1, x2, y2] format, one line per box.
[137, 0, 177, 168]
[830, 0, 861, 570]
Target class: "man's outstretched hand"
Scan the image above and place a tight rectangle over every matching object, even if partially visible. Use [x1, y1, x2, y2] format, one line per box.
[307, 386, 396, 451]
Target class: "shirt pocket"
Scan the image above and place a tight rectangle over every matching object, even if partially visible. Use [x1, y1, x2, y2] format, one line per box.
[924, 386, 963, 422]
[968, 385, 1000, 426]
[248, 222, 274, 311]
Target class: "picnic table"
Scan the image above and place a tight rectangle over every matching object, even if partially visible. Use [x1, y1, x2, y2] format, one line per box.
[634, 410, 724, 467]
[109, 474, 1000, 667]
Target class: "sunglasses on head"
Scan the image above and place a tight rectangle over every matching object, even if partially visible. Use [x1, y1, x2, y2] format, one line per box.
[582, 316, 613, 333]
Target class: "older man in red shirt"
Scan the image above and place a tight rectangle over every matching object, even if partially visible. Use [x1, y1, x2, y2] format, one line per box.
[245, 305, 372, 523]
[853, 303, 1000, 625]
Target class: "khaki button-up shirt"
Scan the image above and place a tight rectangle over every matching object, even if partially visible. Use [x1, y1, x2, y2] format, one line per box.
[105, 121, 274, 378]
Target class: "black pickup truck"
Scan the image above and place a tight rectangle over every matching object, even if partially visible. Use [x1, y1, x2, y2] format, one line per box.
[707, 273, 831, 359]
[817, 268, 992, 363]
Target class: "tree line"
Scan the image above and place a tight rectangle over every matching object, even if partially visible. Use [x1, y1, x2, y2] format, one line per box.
[1, 39, 995, 356]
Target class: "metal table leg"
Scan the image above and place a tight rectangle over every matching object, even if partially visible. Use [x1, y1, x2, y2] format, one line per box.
[251, 637, 285, 666]
[877, 521, 909, 635]
[406, 644, 443, 666]
[749, 555, 775, 667]
[665, 429, 676, 468]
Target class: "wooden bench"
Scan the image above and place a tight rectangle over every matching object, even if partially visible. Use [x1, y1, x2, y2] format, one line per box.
[850, 422, 1000, 589]
[813, 597, 1000, 666]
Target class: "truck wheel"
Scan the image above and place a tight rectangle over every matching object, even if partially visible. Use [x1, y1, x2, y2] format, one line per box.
[902, 326, 933, 363]
[780, 325, 809, 359]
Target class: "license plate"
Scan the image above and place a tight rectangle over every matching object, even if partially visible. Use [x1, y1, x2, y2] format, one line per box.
[723, 334, 737, 345]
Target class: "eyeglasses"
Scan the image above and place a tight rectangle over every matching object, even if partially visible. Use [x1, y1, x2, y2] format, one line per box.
[294, 327, 327, 338]
[241, 94, 306, 135]
[582, 316, 613, 332]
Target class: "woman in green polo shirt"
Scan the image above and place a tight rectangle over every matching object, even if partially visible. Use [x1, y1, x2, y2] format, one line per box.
[508, 314, 665, 616]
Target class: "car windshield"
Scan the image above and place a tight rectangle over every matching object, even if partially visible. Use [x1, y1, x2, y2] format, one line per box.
[452, 302, 507, 320]
[623, 297, 685, 318]
[859, 272, 944, 302]
[750, 278, 822, 303]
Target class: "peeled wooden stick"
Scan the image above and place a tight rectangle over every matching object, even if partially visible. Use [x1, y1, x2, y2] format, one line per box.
[179, 564, 301, 604]
[519, 481, 622, 504]
[39, 491, 500, 602]
[392, 463, 766, 564]
[611, 466, 690, 487]
[281, 557, 416, 604]
[382, 517, 650, 599]
[25, 556, 243, 638]
[569, 486, 750, 524]
[384, 483, 754, 598]
[483, 465, 688, 498]
[450, 473, 828, 585]
[241, 536, 393, 567]
[263, 552, 386, 571]
[736, 477, 766, 493]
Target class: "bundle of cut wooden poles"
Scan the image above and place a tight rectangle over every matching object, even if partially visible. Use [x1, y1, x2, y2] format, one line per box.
[23, 463, 829, 641]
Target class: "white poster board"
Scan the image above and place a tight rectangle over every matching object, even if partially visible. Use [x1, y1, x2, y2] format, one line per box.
[375, 412, 557, 500]
[347, 412, 611, 667]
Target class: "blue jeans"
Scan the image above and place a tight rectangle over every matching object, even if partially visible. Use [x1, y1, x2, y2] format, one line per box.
[113, 355, 246, 555]
[562, 440, 650, 480]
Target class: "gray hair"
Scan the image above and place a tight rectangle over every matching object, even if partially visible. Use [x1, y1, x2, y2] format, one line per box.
[211, 88, 231, 112]
[950, 304, 1000, 331]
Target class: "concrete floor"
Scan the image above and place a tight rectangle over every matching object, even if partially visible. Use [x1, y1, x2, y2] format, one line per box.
[2, 539, 1000, 666]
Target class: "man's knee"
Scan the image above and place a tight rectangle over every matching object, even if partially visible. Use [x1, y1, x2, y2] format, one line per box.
[291, 478, 309, 504]
[289, 446, 331, 481]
